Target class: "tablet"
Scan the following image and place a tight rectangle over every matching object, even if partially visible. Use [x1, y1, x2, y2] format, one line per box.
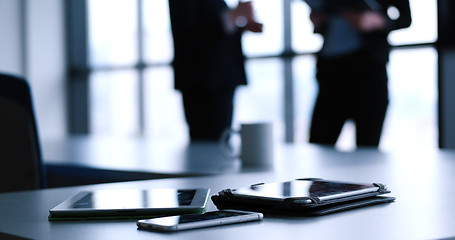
[212, 179, 393, 215]
[228, 178, 383, 203]
[48, 188, 210, 221]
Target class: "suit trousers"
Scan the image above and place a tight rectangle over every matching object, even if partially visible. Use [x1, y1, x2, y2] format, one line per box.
[180, 87, 236, 141]
[309, 50, 389, 147]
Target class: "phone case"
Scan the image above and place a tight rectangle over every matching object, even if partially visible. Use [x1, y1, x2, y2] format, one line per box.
[211, 179, 395, 216]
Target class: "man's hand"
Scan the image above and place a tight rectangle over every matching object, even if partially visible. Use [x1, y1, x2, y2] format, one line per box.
[309, 12, 326, 32]
[229, 1, 263, 33]
[343, 11, 385, 32]
[310, 12, 326, 28]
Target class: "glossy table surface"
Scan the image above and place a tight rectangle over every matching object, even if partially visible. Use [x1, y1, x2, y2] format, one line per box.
[3, 139, 455, 240]
[42, 136, 242, 176]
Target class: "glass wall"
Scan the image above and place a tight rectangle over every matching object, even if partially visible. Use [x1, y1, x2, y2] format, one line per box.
[85, 0, 438, 149]
[88, 0, 138, 67]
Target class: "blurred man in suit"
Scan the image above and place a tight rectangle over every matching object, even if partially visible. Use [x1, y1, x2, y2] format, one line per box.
[169, 0, 262, 141]
[308, 0, 411, 147]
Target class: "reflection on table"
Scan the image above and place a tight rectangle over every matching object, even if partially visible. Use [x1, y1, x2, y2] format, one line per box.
[43, 136, 243, 187]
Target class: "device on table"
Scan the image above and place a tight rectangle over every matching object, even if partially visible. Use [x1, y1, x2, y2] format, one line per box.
[137, 210, 263, 232]
[212, 178, 395, 216]
[48, 188, 210, 220]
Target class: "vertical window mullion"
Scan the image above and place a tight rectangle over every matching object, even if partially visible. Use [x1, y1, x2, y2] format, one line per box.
[283, 0, 294, 142]
[67, 0, 90, 134]
[137, 0, 145, 136]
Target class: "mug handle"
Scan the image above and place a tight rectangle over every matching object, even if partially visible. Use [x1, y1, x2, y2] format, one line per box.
[219, 128, 240, 159]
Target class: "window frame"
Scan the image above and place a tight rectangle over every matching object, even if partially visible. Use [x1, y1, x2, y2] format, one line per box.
[67, 0, 438, 144]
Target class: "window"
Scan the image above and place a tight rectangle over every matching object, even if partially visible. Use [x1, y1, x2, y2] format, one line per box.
[143, 0, 173, 64]
[88, 0, 138, 67]
[73, 0, 437, 149]
[388, 0, 437, 45]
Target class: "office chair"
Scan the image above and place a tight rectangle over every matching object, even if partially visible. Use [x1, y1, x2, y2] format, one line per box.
[0, 73, 46, 193]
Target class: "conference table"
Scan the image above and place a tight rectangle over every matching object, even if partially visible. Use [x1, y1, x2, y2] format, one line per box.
[2, 137, 455, 239]
[42, 136, 244, 187]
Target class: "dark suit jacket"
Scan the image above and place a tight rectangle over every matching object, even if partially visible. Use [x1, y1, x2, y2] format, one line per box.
[316, 0, 412, 63]
[169, 0, 247, 91]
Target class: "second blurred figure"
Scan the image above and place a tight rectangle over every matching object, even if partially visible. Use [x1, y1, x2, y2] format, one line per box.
[307, 0, 411, 147]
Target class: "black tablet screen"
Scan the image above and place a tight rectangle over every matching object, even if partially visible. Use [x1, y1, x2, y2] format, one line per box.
[233, 179, 378, 200]
[69, 189, 196, 209]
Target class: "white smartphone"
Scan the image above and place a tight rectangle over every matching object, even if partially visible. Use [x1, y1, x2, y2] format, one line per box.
[137, 210, 263, 232]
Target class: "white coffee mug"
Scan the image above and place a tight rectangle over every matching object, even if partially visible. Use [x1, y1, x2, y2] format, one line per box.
[220, 122, 274, 167]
